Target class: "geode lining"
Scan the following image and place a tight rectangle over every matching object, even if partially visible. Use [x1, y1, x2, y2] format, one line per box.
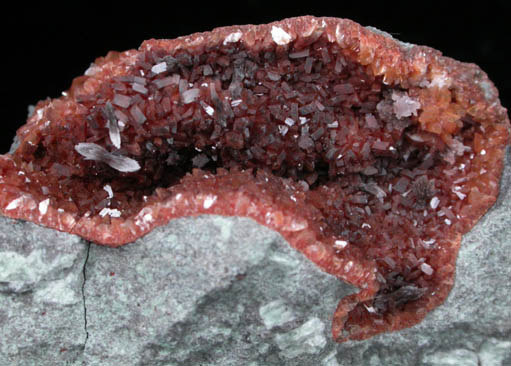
[0, 16, 509, 342]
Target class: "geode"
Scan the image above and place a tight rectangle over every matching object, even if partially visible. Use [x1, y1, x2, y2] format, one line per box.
[0, 16, 509, 342]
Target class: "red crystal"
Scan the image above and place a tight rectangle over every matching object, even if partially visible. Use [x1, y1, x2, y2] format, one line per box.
[0, 16, 509, 342]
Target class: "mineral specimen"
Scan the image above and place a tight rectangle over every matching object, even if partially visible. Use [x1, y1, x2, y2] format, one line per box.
[0, 16, 509, 342]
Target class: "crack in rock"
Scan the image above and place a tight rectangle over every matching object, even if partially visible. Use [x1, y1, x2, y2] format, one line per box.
[81, 242, 91, 348]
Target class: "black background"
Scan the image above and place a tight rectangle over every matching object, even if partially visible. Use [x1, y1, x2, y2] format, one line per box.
[2, 1, 509, 152]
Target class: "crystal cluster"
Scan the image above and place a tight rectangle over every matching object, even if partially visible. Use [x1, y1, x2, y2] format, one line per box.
[0, 16, 509, 342]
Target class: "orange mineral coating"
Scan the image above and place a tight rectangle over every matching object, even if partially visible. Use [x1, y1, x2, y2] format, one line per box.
[0, 16, 509, 342]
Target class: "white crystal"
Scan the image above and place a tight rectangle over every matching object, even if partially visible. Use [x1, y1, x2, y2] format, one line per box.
[75, 143, 141, 172]
[364, 305, 377, 314]
[422, 239, 436, 248]
[420, 262, 434, 275]
[99, 208, 121, 218]
[103, 184, 114, 199]
[203, 195, 217, 209]
[202, 103, 215, 116]
[181, 88, 200, 104]
[6, 197, 23, 210]
[284, 117, 295, 127]
[107, 116, 121, 149]
[223, 31, 242, 45]
[271, 26, 292, 45]
[453, 189, 466, 200]
[38, 198, 50, 215]
[344, 261, 353, 272]
[231, 99, 242, 107]
[151, 62, 167, 74]
[430, 196, 440, 209]
[334, 240, 348, 250]
[278, 125, 289, 136]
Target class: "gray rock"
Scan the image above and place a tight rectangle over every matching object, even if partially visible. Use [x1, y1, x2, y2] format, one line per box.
[83, 215, 356, 365]
[0, 149, 510, 365]
[0, 218, 87, 365]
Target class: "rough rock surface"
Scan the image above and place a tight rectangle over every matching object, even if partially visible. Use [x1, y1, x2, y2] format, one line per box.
[83, 215, 356, 365]
[0, 149, 510, 365]
[0, 220, 87, 365]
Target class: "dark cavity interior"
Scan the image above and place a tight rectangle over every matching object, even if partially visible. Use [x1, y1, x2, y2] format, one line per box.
[17, 37, 456, 221]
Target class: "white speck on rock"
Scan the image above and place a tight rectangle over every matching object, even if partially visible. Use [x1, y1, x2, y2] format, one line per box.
[38, 198, 50, 215]
[327, 121, 339, 128]
[134, 208, 154, 228]
[422, 348, 479, 366]
[271, 26, 292, 45]
[259, 300, 296, 329]
[334, 240, 348, 249]
[103, 184, 114, 199]
[344, 261, 353, 272]
[275, 317, 327, 359]
[6, 197, 23, 210]
[203, 195, 217, 209]
[223, 31, 242, 45]
[99, 208, 121, 218]
[364, 304, 378, 314]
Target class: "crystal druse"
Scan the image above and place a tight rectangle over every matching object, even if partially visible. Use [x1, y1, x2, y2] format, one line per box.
[0, 16, 509, 342]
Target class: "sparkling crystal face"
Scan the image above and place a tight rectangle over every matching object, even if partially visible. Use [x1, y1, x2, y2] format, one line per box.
[0, 17, 508, 342]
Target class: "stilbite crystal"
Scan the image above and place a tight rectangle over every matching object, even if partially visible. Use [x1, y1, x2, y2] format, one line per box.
[0, 16, 509, 342]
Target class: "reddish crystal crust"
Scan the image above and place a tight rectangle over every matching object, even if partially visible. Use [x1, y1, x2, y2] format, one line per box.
[0, 16, 509, 342]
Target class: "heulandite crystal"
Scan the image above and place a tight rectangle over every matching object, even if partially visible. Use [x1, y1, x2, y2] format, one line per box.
[0, 16, 509, 342]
